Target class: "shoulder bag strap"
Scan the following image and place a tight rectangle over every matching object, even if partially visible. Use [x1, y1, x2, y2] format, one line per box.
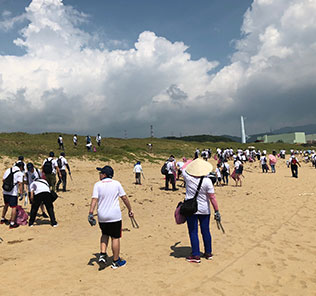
[193, 176, 204, 199]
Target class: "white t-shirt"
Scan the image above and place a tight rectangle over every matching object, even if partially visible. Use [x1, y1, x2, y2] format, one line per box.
[234, 160, 242, 170]
[58, 156, 68, 170]
[30, 179, 50, 195]
[176, 161, 184, 169]
[2, 166, 24, 196]
[182, 170, 214, 215]
[133, 164, 142, 173]
[222, 162, 230, 174]
[42, 157, 58, 174]
[73, 136, 77, 143]
[92, 178, 126, 223]
[215, 167, 221, 178]
[260, 156, 267, 165]
[26, 169, 42, 191]
[167, 161, 175, 174]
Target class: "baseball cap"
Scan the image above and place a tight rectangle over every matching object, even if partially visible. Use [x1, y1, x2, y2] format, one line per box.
[96, 166, 114, 178]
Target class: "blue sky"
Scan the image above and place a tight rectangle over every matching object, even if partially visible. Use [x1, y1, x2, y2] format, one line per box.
[0, 0, 252, 65]
[0, 0, 316, 138]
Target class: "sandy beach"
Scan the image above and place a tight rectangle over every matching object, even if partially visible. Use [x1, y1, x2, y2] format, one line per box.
[1, 156, 316, 296]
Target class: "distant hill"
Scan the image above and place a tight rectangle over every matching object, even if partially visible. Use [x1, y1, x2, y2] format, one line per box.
[247, 124, 316, 143]
[163, 134, 236, 143]
[271, 124, 316, 135]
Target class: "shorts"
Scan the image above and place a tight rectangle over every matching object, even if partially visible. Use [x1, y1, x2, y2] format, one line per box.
[3, 194, 18, 208]
[99, 220, 122, 238]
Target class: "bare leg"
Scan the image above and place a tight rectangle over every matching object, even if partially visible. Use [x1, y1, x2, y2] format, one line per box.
[10, 207, 17, 223]
[100, 235, 109, 253]
[111, 238, 120, 261]
[2, 204, 9, 219]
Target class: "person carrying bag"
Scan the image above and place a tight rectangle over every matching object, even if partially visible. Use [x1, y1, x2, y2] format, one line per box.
[180, 159, 222, 263]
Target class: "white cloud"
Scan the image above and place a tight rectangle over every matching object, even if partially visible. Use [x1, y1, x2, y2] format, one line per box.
[0, 0, 316, 137]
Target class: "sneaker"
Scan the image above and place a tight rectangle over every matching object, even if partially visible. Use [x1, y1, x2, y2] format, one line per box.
[29, 224, 34, 227]
[52, 223, 58, 227]
[111, 258, 127, 269]
[203, 253, 213, 260]
[98, 254, 108, 264]
[42, 212, 49, 218]
[186, 255, 201, 263]
[9, 223, 19, 229]
[1, 218, 9, 224]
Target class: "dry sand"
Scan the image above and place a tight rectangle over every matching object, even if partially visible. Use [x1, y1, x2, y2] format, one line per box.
[1, 156, 316, 296]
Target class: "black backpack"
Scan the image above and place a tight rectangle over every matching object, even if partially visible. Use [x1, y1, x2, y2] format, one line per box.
[2, 168, 18, 192]
[43, 159, 53, 174]
[57, 158, 63, 169]
[222, 164, 227, 173]
[161, 162, 168, 175]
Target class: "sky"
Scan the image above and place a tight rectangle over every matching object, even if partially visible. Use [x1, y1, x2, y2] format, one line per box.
[0, 0, 315, 138]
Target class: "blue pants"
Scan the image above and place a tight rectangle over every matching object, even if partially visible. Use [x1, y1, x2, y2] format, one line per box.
[187, 214, 212, 256]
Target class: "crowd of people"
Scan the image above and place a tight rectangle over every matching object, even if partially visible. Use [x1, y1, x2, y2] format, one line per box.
[1, 143, 314, 269]
[57, 134, 103, 151]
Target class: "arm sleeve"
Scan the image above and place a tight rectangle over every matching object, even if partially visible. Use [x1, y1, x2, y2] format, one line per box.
[118, 183, 126, 197]
[92, 183, 99, 199]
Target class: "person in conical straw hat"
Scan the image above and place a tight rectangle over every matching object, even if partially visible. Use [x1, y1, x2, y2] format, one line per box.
[181, 158, 222, 263]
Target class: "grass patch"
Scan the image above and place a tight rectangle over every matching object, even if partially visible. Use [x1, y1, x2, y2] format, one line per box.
[0, 132, 313, 164]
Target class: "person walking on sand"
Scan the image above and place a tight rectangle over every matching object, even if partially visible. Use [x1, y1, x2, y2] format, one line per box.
[28, 177, 58, 227]
[42, 152, 62, 192]
[56, 152, 72, 192]
[165, 155, 177, 191]
[234, 158, 244, 187]
[181, 159, 221, 263]
[133, 161, 143, 185]
[26, 163, 48, 218]
[221, 159, 230, 185]
[1, 162, 24, 228]
[289, 153, 301, 178]
[88, 165, 134, 269]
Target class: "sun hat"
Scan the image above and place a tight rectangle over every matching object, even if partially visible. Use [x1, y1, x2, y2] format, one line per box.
[185, 158, 213, 177]
[96, 165, 114, 178]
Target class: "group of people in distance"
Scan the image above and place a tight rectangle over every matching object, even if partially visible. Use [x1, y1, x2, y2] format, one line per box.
[58, 134, 103, 151]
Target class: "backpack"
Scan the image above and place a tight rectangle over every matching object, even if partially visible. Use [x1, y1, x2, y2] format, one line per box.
[222, 164, 227, 173]
[57, 157, 63, 169]
[43, 158, 53, 174]
[161, 162, 168, 175]
[16, 205, 28, 226]
[2, 168, 18, 192]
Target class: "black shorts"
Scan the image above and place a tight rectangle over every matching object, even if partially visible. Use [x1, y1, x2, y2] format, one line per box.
[3, 194, 18, 207]
[99, 220, 122, 238]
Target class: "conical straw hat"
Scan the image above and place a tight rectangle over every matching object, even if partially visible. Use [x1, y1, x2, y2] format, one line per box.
[185, 158, 213, 177]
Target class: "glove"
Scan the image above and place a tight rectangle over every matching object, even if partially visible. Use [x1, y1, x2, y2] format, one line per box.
[214, 211, 221, 222]
[88, 213, 96, 226]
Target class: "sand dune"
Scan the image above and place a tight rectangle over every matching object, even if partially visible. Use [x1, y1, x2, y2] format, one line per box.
[1, 156, 316, 296]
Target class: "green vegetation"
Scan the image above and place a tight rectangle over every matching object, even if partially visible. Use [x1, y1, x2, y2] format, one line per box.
[0, 132, 313, 164]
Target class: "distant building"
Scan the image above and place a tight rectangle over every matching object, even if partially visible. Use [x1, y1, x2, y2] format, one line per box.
[306, 134, 316, 143]
[257, 132, 306, 144]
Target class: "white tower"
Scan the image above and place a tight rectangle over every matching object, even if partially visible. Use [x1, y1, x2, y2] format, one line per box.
[241, 116, 246, 144]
